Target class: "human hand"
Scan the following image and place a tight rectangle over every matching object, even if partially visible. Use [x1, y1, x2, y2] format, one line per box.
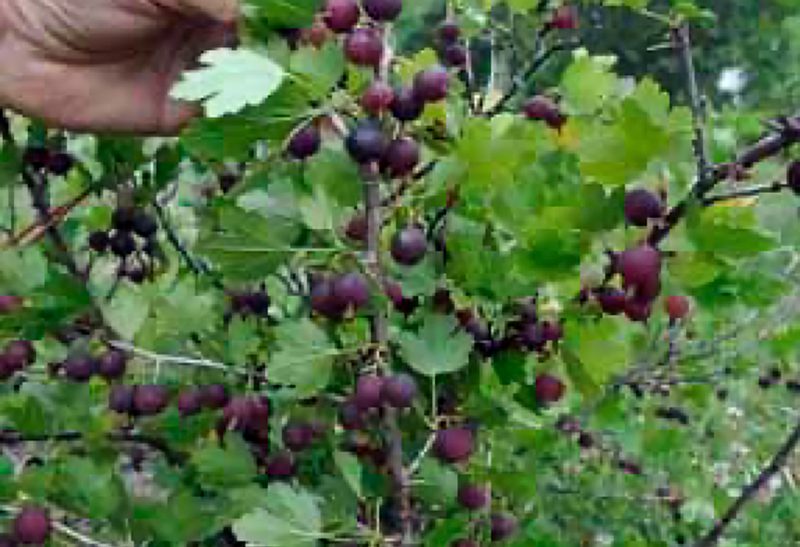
[0, 0, 238, 135]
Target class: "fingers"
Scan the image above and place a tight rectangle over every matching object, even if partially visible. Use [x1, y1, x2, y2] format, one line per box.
[155, 0, 239, 23]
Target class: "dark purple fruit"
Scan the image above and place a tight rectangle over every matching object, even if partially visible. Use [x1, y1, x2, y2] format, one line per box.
[340, 398, 367, 430]
[522, 95, 566, 129]
[617, 245, 661, 288]
[48, 151, 75, 175]
[6, 340, 35, 368]
[595, 287, 626, 315]
[665, 295, 691, 321]
[131, 210, 158, 238]
[344, 28, 384, 67]
[63, 356, 96, 382]
[0, 295, 23, 315]
[534, 373, 565, 404]
[519, 323, 546, 352]
[354, 374, 385, 410]
[13, 506, 51, 545]
[332, 273, 370, 311]
[549, 5, 579, 30]
[345, 213, 368, 243]
[457, 484, 489, 510]
[109, 385, 135, 414]
[390, 87, 424, 122]
[438, 21, 461, 43]
[382, 137, 420, 178]
[541, 320, 563, 342]
[433, 427, 475, 464]
[310, 276, 347, 319]
[109, 231, 136, 257]
[288, 124, 321, 160]
[413, 66, 450, 103]
[201, 384, 230, 409]
[283, 422, 315, 452]
[23, 147, 50, 170]
[490, 513, 518, 541]
[362, 81, 395, 115]
[363, 0, 402, 21]
[391, 226, 427, 266]
[382, 374, 417, 408]
[133, 385, 170, 416]
[442, 44, 467, 67]
[624, 188, 664, 227]
[324, 0, 360, 33]
[266, 451, 297, 479]
[346, 121, 388, 164]
[177, 390, 203, 417]
[98, 349, 127, 380]
[88, 231, 109, 252]
[384, 280, 418, 315]
[112, 207, 136, 231]
[787, 160, 800, 194]
[624, 297, 652, 323]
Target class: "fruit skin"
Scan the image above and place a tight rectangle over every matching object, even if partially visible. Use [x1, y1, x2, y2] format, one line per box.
[345, 213, 368, 243]
[617, 245, 661, 288]
[287, 124, 321, 160]
[177, 390, 203, 417]
[0, 295, 23, 315]
[413, 66, 450, 103]
[519, 322, 546, 352]
[363, 0, 403, 22]
[390, 87, 425, 122]
[665, 295, 691, 321]
[595, 287, 627, 315]
[346, 121, 389, 164]
[522, 95, 566, 129]
[624, 297, 653, 323]
[442, 44, 467, 67]
[310, 276, 347, 319]
[283, 422, 315, 452]
[382, 374, 417, 409]
[438, 21, 461, 43]
[133, 385, 170, 416]
[361, 81, 395, 115]
[332, 273, 371, 311]
[534, 373, 565, 404]
[47, 151, 75, 175]
[109, 385, 135, 414]
[355, 374, 385, 410]
[340, 398, 367, 430]
[384, 280, 418, 315]
[457, 484, 490, 510]
[6, 340, 35, 369]
[201, 384, 230, 409]
[324, 0, 360, 33]
[382, 137, 420, 178]
[490, 513, 518, 541]
[13, 506, 51, 545]
[131, 210, 158, 238]
[23, 146, 51, 170]
[549, 5, 579, 30]
[63, 356, 97, 382]
[266, 451, 297, 479]
[109, 231, 136, 257]
[787, 160, 800, 194]
[624, 188, 665, 227]
[433, 427, 475, 464]
[98, 349, 127, 380]
[391, 226, 428, 266]
[112, 207, 136, 231]
[88, 230, 110, 252]
[344, 28, 384, 67]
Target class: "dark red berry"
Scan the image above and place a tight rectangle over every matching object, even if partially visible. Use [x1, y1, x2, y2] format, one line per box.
[617, 245, 661, 289]
[266, 451, 297, 479]
[283, 422, 315, 452]
[344, 28, 384, 67]
[382, 137, 420, 178]
[549, 5, 579, 30]
[362, 81, 395, 115]
[442, 44, 467, 67]
[413, 66, 450, 103]
[134, 385, 170, 416]
[324, 0, 360, 33]
[6, 340, 35, 368]
[438, 21, 461, 43]
[48, 151, 75, 175]
[98, 349, 127, 380]
[541, 320, 563, 342]
[23, 146, 51, 170]
[305, 21, 329, 48]
[523, 95, 566, 129]
[433, 427, 475, 464]
[345, 213, 368, 243]
[384, 280, 417, 315]
[310, 276, 347, 319]
[490, 513, 518, 541]
[458, 484, 489, 510]
[520, 323, 547, 352]
[355, 374, 385, 410]
[109, 385, 135, 414]
[288, 124, 321, 160]
[201, 384, 230, 409]
[88, 230, 110, 252]
[788, 160, 800, 194]
[112, 207, 136, 231]
[624, 188, 665, 227]
[109, 231, 136, 257]
[391, 226, 427, 266]
[624, 297, 653, 323]
[332, 272, 370, 311]
[665, 295, 691, 321]
[131, 210, 158, 238]
[595, 287, 626, 315]
[390, 87, 425, 122]
[13, 506, 51, 545]
[177, 390, 204, 416]
[346, 121, 388, 164]
[340, 398, 367, 430]
[0, 295, 23, 315]
[363, 0, 402, 21]
[534, 373, 565, 404]
[382, 374, 417, 409]
[63, 356, 96, 382]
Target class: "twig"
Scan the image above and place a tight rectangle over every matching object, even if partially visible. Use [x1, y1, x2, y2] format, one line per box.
[693, 418, 800, 547]
[702, 180, 788, 206]
[52, 521, 118, 547]
[107, 340, 246, 377]
[152, 201, 210, 276]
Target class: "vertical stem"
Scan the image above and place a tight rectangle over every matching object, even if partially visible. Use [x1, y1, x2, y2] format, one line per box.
[362, 165, 413, 545]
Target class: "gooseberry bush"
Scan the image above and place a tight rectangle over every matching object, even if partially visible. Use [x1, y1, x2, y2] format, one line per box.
[1, 1, 800, 546]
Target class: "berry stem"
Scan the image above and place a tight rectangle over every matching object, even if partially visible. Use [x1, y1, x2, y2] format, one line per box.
[702, 179, 788, 206]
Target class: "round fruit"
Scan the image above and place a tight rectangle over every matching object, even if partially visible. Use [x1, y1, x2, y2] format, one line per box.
[283, 422, 315, 452]
[266, 451, 297, 479]
[787, 160, 800, 194]
[345, 213, 368, 243]
[382, 373, 417, 408]
[391, 226, 427, 266]
[109, 385, 135, 414]
[88, 230, 110, 252]
[624, 297, 653, 323]
[340, 398, 367, 430]
[109, 231, 136, 257]
[490, 513, 518, 541]
[520, 323, 547, 352]
[112, 207, 136, 231]
[617, 245, 661, 288]
[361, 81, 395, 115]
[457, 484, 489, 510]
[13, 506, 51, 545]
[438, 21, 461, 43]
[383, 137, 420, 178]
[624, 188, 665, 227]
[346, 121, 389, 164]
[384, 280, 418, 315]
[201, 384, 230, 409]
[131, 210, 158, 238]
[134, 385, 170, 416]
[595, 287, 627, 315]
[6, 340, 35, 368]
[310, 277, 347, 319]
[549, 5, 579, 30]
[177, 390, 203, 416]
[98, 349, 127, 380]
[665, 295, 692, 321]
[48, 151, 75, 175]
[344, 27, 383, 66]
[288, 123, 321, 160]
[324, 0, 360, 33]
[541, 320, 564, 342]
[442, 44, 467, 67]
[534, 373, 565, 404]
[363, 0, 403, 21]
[433, 427, 475, 464]
[355, 374, 385, 410]
[522, 95, 565, 129]
[390, 87, 425, 122]
[23, 146, 50, 170]
[413, 66, 450, 103]
[64, 356, 96, 382]
[304, 21, 329, 48]
[0, 295, 23, 315]
[332, 272, 370, 311]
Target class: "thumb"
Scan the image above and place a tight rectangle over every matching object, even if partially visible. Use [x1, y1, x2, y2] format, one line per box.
[158, 0, 239, 22]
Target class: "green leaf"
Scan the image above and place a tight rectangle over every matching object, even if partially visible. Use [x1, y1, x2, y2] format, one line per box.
[561, 53, 619, 114]
[290, 43, 346, 99]
[399, 313, 473, 377]
[191, 437, 257, 489]
[564, 317, 631, 386]
[99, 285, 151, 341]
[172, 48, 286, 118]
[247, 0, 324, 28]
[233, 483, 322, 547]
[333, 451, 363, 499]
[269, 320, 335, 397]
